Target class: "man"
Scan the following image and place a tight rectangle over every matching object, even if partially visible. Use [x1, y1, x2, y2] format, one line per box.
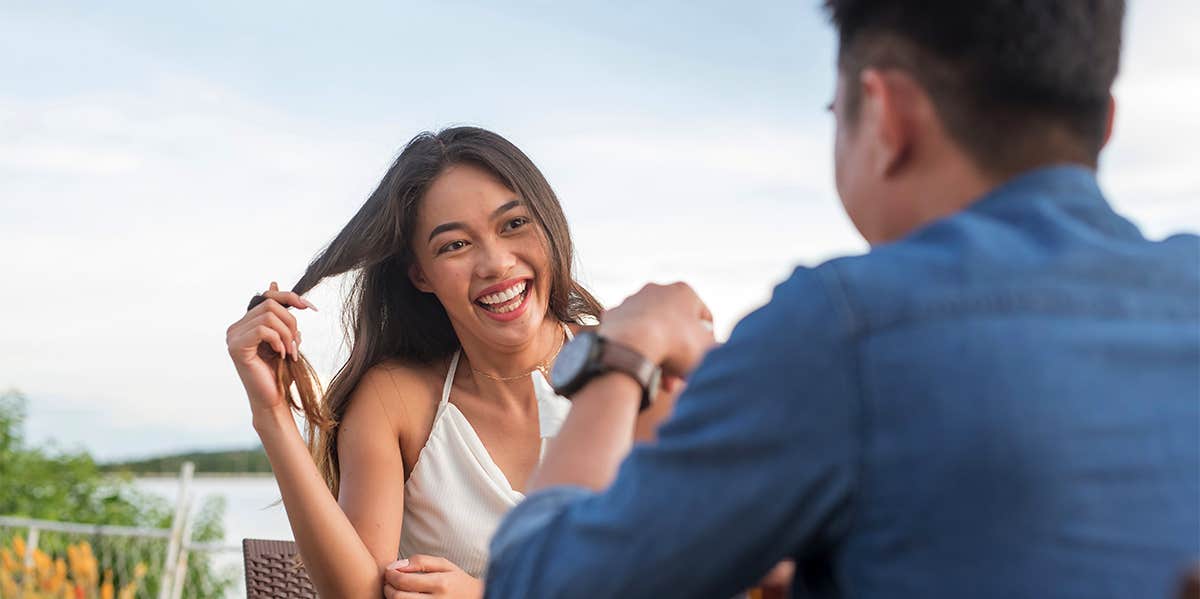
[473, 1, 1200, 597]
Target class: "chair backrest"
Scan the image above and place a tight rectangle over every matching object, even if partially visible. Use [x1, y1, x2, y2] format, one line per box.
[243, 538, 317, 599]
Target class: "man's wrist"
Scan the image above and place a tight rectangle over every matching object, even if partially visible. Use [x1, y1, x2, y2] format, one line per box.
[571, 371, 644, 411]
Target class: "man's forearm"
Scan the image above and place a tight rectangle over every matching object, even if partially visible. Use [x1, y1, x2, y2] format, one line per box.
[528, 372, 642, 493]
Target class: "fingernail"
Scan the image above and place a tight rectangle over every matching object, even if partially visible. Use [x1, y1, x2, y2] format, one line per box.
[304, 299, 318, 311]
[292, 340, 298, 361]
[387, 559, 408, 570]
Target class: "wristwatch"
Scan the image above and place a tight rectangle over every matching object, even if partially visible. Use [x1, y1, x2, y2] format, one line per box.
[550, 331, 662, 411]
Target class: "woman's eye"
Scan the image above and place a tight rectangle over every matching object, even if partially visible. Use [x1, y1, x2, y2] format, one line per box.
[504, 217, 530, 232]
[438, 240, 467, 254]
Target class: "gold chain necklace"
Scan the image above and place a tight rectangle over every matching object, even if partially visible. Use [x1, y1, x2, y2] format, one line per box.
[470, 327, 566, 383]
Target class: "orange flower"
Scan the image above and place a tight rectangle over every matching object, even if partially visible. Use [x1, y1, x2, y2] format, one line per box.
[0, 538, 152, 599]
[1, 568, 19, 598]
[1, 547, 18, 573]
[100, 568, 115, 599]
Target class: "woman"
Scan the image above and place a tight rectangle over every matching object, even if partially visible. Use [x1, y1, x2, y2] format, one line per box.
[225, 127, 668, 598]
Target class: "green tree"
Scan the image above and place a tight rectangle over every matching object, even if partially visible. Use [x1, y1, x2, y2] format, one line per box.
[0, 388, 235, 598]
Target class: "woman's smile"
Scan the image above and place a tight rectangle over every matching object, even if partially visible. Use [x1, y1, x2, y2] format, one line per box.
[473, 277, 532, 321]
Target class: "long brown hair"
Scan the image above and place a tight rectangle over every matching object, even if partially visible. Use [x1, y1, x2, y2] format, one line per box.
[270, 126, 602, 497]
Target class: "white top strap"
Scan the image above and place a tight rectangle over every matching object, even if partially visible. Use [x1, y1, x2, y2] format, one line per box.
[440, 350, 460, 407]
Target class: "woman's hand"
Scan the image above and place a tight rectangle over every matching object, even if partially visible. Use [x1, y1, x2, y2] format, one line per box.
[752, 560, 795, 598]
[383, 555, 483, 599]
[225, 281, 316, 419]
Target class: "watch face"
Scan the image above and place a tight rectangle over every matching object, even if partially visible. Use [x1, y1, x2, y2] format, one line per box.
[551, 331, 596, 390]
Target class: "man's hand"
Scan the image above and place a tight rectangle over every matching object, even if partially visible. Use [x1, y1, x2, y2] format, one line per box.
[599, 282, 716, 378]
[526, 283, 714, 494]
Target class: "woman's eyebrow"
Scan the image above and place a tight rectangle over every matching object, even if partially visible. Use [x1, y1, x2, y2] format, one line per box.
[427, 199, 523, 242]
[491, 199, 522, 218]
[428, 221, 465, 242]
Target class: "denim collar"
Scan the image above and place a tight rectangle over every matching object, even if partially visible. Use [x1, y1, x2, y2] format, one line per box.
[974, 164, 1102, 208]
[966, 163, 1141, 239]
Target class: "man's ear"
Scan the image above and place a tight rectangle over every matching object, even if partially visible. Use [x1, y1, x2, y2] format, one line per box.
[409, 263, 434, 293]
[1101, 93, 1117, 149]
[860, 68, 915, 178]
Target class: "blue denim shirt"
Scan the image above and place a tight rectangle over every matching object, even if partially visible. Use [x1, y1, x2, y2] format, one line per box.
[485, 166, 1200, 598]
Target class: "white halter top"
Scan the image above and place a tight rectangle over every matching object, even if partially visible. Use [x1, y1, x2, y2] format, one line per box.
[398, 326, 574, 578]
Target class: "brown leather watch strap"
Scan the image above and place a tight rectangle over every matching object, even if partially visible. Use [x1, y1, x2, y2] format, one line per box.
[598, 338, 659, 409]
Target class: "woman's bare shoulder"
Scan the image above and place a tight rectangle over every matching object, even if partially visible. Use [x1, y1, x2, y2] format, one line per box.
[369, 357, 447, 390]
[342, 357, 451, 466]
[350, 357, 448, 423]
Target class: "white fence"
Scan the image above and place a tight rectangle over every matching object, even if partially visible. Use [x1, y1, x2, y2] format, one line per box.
[0, 462, 242, 599]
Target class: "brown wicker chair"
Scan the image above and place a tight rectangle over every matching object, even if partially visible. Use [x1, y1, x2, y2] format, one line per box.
[243, 538, 317, 599]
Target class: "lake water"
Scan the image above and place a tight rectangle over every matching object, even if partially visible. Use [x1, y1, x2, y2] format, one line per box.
[134, 476, 294, 598]
[134, 476, 295, 544]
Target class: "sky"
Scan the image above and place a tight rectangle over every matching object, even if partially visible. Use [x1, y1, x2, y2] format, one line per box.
[2, 2, 1198, 461]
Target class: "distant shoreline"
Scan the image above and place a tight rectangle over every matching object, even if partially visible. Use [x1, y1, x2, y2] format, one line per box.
[126, 472, 276, 479]
[101, 446, 273, 476]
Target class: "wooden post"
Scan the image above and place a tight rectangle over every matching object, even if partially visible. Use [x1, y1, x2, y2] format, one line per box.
[157, 461, 193, 599]
[21, 526, 39, 570]
[168, 493, 195, 599]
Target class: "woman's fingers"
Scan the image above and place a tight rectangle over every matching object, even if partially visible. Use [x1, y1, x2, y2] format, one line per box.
[394, 554, 454, 573]
[253, 298, 302, 347]
[228, 311, 292, 362]
[384, 555, 455, 593]
[385, 570, 444, 594]
[240, 324, 285, 358]
[384, 585, 432, 599]
[229, 279, 316, 365]
[759, 559, 795, 590]
[262, 282, 318, 311]
[254, 311, 296, 361]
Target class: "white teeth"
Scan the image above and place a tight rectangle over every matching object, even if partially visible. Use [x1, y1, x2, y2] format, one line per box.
[492, 301, 521, 313]
[478, 280, 527, 307]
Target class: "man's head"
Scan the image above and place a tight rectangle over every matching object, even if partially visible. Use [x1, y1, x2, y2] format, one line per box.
[824, 0, 1125, 244]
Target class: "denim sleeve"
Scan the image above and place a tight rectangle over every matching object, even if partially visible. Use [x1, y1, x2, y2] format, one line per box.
[486, 266, 861, 598]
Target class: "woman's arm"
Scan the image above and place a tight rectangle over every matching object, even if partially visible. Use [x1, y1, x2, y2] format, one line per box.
[335, 368, 410, 569]
[227, 283, 408, 598]
[253, 366, 406, 599]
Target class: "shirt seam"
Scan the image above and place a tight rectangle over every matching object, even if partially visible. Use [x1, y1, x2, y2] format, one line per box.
[816, 262, 869, 554]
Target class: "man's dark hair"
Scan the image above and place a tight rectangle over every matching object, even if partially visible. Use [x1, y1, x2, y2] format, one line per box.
[824, 0, 1125, 175]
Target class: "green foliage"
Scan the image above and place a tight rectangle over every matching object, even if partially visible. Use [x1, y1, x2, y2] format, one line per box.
[0, 388, 236, 599]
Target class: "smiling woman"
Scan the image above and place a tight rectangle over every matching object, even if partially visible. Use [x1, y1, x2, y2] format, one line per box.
[223, 127, 613, 598]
